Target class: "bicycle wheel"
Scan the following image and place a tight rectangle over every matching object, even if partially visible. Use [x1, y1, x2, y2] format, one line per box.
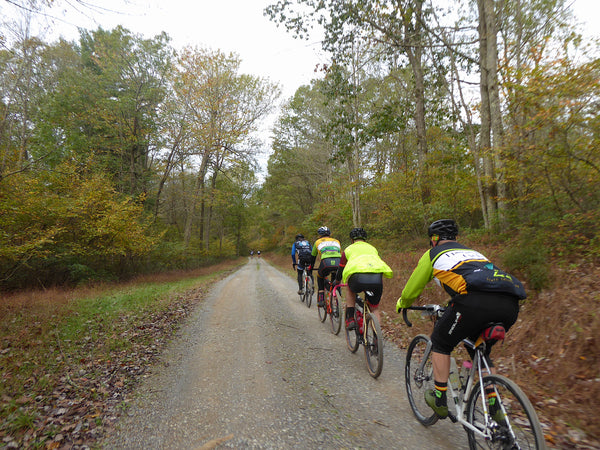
[363, 313, 383, 378]
[329, 289, 342, 335]
[466, 374, 545, 450]
[345, 307, 359, 353]
[318, 292, 327, 322]
[303, 276, 312, 308]
[405, 334, 438, 426]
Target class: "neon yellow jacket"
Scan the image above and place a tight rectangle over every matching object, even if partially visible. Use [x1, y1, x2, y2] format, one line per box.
[339, 241, 393, 283]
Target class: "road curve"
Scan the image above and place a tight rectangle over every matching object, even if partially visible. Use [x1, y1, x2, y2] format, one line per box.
[102, 258, 466, 449]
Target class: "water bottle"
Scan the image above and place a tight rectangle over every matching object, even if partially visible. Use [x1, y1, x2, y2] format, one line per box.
[356, 310, 364, 334]
[459, 361, 472, 390]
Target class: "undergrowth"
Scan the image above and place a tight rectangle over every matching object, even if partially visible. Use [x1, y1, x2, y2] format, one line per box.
[0, 259, 245, 449]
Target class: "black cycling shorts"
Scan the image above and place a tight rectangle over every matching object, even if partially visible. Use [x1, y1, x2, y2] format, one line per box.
[318, 257, 340, 277]
[348, 273, 383, 306]
[431, 292, 519, 360]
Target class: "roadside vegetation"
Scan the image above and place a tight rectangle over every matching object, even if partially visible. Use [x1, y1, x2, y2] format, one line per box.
[0, 260, 244, 449]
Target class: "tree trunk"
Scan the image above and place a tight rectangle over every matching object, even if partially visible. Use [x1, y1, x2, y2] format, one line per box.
[403, 0, 430, 205]
[484, 0, 507, 227]
[478, 0, 496, 228]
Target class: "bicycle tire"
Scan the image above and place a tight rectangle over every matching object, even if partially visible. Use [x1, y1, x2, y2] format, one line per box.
[466, 374, 546, 450]
[329, 289, 342, 335]
[405, 334, 439, 426]
[318, 292, 327, 322]
[364, 313, 383, 378]
[304, 276, 313, 308]
[344, 307, 360, 353]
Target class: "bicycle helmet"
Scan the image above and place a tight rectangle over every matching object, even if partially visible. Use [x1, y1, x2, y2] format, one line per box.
[317, 226, 330, 237]
[349, 227, 367, 241]
[427, 219, 458, 240]
[295, 234, 304, 240]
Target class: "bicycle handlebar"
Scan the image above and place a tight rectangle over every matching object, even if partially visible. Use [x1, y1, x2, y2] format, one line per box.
[401, 305, 445, 328]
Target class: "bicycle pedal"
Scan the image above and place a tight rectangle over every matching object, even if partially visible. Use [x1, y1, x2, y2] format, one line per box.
[448, 412, 457, 423]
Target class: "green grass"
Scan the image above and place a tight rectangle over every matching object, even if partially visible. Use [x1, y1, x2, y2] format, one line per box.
[0, 260, 243, 448]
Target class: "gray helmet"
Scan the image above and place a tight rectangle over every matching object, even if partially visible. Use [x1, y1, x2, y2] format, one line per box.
[317, 226, 330, 237]
[349, 227, 367, 240]
[428, 219, 458, 240]
[295, 234, 304, 240]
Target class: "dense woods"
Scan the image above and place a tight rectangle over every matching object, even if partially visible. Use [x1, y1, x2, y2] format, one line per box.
[1, 1, 599, 447]
[1, 0, 598, 293]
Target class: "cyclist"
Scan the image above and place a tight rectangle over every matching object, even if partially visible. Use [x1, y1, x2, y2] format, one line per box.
[310, 226, 341, 307]
[291, 234, 314, 295]
[334, 227, 393, 329]
[395, 219, 526, 419]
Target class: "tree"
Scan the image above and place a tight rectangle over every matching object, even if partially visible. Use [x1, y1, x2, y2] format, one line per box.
[172, 46, 279, 250]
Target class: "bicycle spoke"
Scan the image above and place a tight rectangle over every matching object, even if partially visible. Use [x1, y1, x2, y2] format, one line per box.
[466, 374, 545, 450]
[405, 335, 438, 426]
[329, 292, 341, 335]
[318, 292, 327, 322]
[364, 313, 383, 378]
[345, 307, 359, 353]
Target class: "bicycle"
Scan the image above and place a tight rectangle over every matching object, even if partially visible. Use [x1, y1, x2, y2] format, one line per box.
[402, 305, 546, 449]
[344, 289, 384, 378]
[317, 272, 334, 323]
[321, 276, 343, 335]
[300, 266, 314, 308]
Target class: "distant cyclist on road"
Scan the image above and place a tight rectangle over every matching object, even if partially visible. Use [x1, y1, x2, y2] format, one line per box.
[395, 219, 526, 420]
[310, 226, 341, 307]
[291, 234, 314, 295]
[335, 227, 393, 329]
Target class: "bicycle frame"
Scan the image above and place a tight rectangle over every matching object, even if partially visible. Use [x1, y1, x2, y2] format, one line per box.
[343, 286, 384, 378]
[444, 340, 494, 438]
[403, 306, 542, 446]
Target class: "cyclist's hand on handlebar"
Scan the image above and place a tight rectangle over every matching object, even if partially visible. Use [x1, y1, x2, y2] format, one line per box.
[395, 298, 405, 314]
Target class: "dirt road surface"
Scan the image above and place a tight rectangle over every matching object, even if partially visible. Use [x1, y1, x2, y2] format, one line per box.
[102, 258, 466, 449]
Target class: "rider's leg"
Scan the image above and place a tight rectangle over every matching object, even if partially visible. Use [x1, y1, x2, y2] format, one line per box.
[368, 304, 382, 324]
[345, 287, 357, 328]
[316, 265, 325, 289]
[432, 351, 450, 383]
[316, 272, 325, 306]
[297, 268, 303, 291]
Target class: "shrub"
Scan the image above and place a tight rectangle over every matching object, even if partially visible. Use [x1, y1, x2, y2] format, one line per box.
[502, 235, 550, 291]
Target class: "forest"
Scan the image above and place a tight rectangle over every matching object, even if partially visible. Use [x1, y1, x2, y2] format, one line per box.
[1, 0, 599, 446]
[0, 0, 597, 282]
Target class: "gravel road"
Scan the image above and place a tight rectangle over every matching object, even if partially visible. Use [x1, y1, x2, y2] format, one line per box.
[102, 258, 467, 449]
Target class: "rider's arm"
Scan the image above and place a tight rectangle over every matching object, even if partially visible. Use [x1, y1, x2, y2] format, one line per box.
[335, 251, 347, 282]
[291, 243, 297, 265]
[396, 250, 434, 310]
[310, 241, 318, 268]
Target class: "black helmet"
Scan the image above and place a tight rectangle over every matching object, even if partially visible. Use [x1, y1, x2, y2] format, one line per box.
[428, 219, 458, 240]
[349, 227, 367, 240]
[317, 226, 330, 237]
[295, 234, 304, 240]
